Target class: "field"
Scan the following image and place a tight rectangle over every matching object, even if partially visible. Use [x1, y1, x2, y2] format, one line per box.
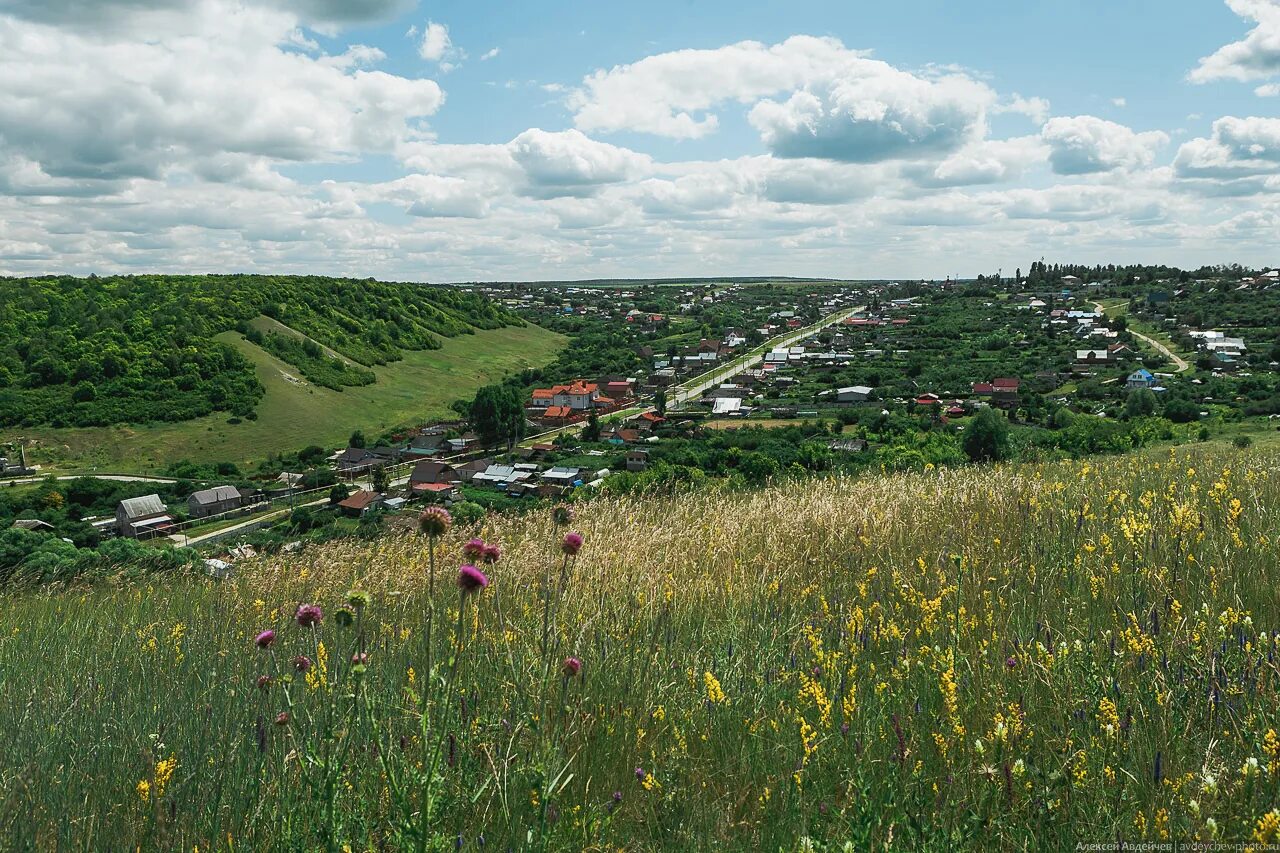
[704, 418, 847, 430]
[3, 445, 1280, 849]
[5, 323, 565, 474]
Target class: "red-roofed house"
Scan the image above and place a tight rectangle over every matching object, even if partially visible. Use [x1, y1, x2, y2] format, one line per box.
[605, 380, 635, 400]
[530, 381, 601, 411]
[412, 482, 461, 502]
[638, 411, 665, 432]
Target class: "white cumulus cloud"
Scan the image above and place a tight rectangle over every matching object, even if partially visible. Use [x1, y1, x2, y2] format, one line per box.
[1040, 116, 1168, 174]
[568, 34, 997, 163]
[1189, 0, 1280, 84]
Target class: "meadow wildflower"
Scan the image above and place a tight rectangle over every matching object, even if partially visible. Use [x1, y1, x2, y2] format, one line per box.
[463, 538, 487, 561]
[562, 657, 582, 678]
[1264, 729, 1280, 774]
[256, 674, 272, 690]
[552, 505, 574, 526]
[274, 712, 290, 726]
[254, 629, 276, 649]
[561, 532, 584, 556]
[153, 756, 177, 798]
[1254, 810, 1280, 844]
[704, 671, 728, 705]
[292, 655, 312, 673]
[481, 543, 501, 564]
[294, 604, 323, 628]
[457, 564, 489, 595]
[418, 506, 452, 537]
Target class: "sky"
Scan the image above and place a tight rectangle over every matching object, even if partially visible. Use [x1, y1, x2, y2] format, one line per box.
[1, 0, 1278, 282]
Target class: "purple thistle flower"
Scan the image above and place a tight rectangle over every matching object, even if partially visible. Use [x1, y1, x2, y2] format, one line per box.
[457, 564, 489, 595]
[254, 629, 276, 649]
[481, 543, 501, 565]
[562, 657, 582, 678]
[418, 506, 452, 538]
[634, 767, 646, 781]
[256, 674, 272, 691]
[561, 531, 584, 556]
[294, 604, 323, 628]
[274, 711, 290, 726]
[292, 655, 312, 673]
[462, 538, 487, 561]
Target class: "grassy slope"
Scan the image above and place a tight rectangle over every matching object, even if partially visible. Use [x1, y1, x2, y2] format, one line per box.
[3, 444, 1279, 849]
[6, 322, 565, 473]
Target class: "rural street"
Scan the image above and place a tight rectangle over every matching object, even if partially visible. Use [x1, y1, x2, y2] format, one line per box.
[2, 473, 179, 486]
[1092, 301, 1189, 373]
[667, 304, 867, 408]
[519, 302, 865, 446]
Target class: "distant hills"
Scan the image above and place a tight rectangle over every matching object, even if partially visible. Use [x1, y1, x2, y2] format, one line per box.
[0, 275, 523, 429]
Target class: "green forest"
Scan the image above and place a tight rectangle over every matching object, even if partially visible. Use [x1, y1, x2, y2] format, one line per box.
[0, 275, 522, 428]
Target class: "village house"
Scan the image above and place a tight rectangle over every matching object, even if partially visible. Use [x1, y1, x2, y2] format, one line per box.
[455, 458, 494, 483]
[276, 472, 304, 489]
[626, 449, 649, 472]
[833, 385, 873, 403]
[1076, 349, 1112, 365]
[608, 427, 644, 445]
[408, 460, 458, 494]
[11, 518, 55, 532]
[529, 380, 603, 411]
[1204, 337, 1247, 357]
[116, 494, 173, 539]
[337, 490, 383, 518]
[971, 378, 1020, 406]
[603, 379, 636, 401]
[1126, 369, 1158, 390]
[187, 485, 243, 519]
[540, 466, 582, 487]
[406, 432, 449, 457]
[335, 447, 383, 475]
[413, 482, 460, 503]
[637, 411, 665, 432]
[712, 397, 744, 416]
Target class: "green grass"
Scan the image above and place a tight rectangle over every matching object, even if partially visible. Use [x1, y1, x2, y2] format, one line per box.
[3, 444, 1280, 849]
[5, 323, 565, 475]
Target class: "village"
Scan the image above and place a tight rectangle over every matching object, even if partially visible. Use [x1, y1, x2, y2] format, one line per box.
[36, 268, 1270, 564]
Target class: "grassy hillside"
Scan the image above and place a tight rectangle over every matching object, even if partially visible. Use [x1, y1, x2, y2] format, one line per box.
[8, 322, 565, 472]
[3, 445, 1279, 848]
[0, 274, 523, 429]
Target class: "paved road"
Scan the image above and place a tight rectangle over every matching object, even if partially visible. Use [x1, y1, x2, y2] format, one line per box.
[667, 304, 867, 408]
[1092, 302, 1189, 373]
[518, 303, 866, 446]
[172, 496, 329, 547]
[2, 473, 179, 486]
[172, 469, 418, 548]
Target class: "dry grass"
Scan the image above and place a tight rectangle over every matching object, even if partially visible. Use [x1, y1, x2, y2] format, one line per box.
[3, 444, 1280, 849]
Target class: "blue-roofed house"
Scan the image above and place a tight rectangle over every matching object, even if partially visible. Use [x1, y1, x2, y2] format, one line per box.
[1126, 369, 1157, 390]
